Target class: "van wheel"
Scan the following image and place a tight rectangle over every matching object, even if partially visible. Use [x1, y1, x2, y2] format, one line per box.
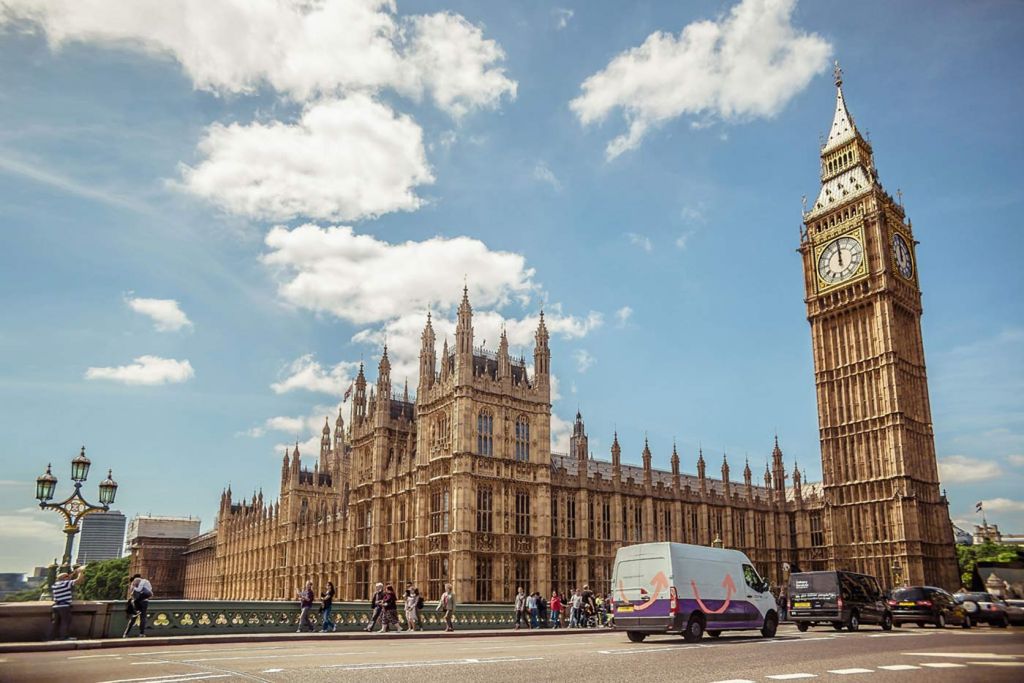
[797, 622, 809, 632]
[682, 615, 705, 643]
[961, 615, 971, 629]
[761, 612, 779, 638]
[935, 613, 946, 629]
[626, 631, 647, 643]
[916, 621, 925, 628]
[881, 613, 893, 631]
[706, 630, 722, 638]
[997, 615, 1009, 628]
[847, 612, 860, 632]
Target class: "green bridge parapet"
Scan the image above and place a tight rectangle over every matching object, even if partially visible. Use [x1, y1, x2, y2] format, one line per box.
[0, 600, 518, 642]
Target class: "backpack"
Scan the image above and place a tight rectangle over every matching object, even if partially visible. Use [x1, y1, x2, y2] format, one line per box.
[416, 595, 425, 610]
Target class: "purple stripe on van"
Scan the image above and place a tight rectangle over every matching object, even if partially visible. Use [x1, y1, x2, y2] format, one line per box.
[618, 598, 762, 623]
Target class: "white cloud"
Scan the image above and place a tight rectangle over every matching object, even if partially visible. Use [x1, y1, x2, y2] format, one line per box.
[85, 356, 194, 385]
[627, 232, 653, 252]
[938, 455, 1001, 483]
[675, 230, 695, 249]
[615, 306, 633, 327]
[262, 224, 537, 324]
[551, 412, 572, 453]
[179, 96, 432, 222]
[570, 0, 831, 159]
[533, 161, 561, 190]
[553, 8, 574, 30]
[0, 513, 62, 539]
[573, 349, 596, 373]
[125, 296, 192, 332]
[1008, 454, 1024, 467]
[270, 354, 360, 397]
[3, 0, 516, 116]
[981, 498, 1024, 513]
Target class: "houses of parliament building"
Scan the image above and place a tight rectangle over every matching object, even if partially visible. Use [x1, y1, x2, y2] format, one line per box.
[178, 68, 960, 603]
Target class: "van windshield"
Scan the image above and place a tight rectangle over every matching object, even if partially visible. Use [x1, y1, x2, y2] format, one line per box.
[789, 573, 838, 598]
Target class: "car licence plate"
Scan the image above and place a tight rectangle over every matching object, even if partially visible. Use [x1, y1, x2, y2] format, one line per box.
[794, 602, 811, 608]
[617, 605, 633, 613]
[899, 601, 915, 607]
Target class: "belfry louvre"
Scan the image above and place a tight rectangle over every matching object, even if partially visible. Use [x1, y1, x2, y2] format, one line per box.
[180, 72, 958, 602]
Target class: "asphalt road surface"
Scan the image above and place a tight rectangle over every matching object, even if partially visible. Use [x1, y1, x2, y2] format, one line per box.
[2, 624, 1022, 683]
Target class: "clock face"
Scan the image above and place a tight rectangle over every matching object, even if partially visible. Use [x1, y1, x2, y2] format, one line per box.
[817, 235, 865, 285]
[892, 233, 914, 279]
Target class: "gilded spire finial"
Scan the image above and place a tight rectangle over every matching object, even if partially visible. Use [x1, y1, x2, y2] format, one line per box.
[833, 60, 843, 88]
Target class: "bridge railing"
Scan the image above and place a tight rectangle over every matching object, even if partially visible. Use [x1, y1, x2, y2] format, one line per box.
[0, 600, 520, 642]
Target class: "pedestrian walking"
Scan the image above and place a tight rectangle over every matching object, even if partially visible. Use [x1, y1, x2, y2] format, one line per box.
[48, 565, 85, 641]
[527, 591, 539, 629]
[437, 583, 456, 632]
[122, 573, 153, 638]
[379, 584, 399, 633]
[296, 580, 315, 632]
[365, 582, 385, 631]
[550, 591, 562, 628]
[514, 587, 528, 630]
[569, 589, 583, 628]
[404, 584, 420, 632]
[320, 581, 336, 632]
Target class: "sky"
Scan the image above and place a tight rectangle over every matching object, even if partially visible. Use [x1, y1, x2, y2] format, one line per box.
[0, 0, 1022, 573]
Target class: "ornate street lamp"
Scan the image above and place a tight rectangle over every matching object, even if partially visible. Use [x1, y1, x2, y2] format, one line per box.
[35, 446, 119, 572]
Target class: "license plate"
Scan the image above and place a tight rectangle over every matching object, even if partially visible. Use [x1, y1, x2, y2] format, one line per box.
[794, 602, 811, 608]
[617, 605, 634, 613]
[899, 602, 915, 607]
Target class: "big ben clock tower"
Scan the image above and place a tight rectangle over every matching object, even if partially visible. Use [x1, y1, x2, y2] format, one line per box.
[799, 64, 959, 589]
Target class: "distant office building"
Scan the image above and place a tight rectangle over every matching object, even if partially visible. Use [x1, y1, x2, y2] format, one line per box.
[953, 523, 973, 546]
[76, 509, 127, 564]
[126, 515, 201, 598]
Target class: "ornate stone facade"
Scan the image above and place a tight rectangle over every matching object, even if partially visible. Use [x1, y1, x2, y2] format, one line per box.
[798, 64, 958, 588]
[179, 71, 958, 602]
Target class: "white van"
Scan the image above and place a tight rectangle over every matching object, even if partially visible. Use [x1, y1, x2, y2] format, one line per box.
[611, 542, 779, 642]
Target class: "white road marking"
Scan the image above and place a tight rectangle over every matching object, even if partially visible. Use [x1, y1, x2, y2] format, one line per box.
[766, 675, 817, 680]
[877, 665, 920, 671]
[599, 645, 703, 654]
[180, 651, 374, 663]
[320, 655, 544, 671]
[709, 679, 755, 683]
[968, 662, 1024, 667]
[828, 669, 873, 675]
[901, 651, 1020, 660]
[146, 676, 232, 683]
[261, 670, 283, 674]
[919, 662, 967, 668]
[68, 653, 123, 660]
[126, 647, 288, 657]
[97, 674, 215, 683]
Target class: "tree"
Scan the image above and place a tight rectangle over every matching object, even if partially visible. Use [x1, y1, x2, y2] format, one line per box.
[2, 586, 46, 602]
[76, 557, 131, 601]
[956, 541, 1023, 588]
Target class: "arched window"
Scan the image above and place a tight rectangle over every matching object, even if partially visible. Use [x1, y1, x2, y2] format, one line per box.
[515, 416, 530, 462]
[477, 410, 493, 456]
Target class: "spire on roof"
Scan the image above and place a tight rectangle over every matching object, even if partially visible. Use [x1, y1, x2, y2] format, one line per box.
[823, 60, 858, 153]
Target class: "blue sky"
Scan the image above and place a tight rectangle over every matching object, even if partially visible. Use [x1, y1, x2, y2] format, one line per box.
[1, 0, 1022, 573]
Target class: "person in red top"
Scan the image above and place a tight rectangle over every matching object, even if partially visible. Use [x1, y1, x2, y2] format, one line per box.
[550, 591, 563, 629]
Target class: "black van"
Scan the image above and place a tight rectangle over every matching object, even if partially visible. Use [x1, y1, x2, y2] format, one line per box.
[788, 571, 893, 632]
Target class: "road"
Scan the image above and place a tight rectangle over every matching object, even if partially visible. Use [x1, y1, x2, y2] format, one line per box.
[1, 624, 1022, 683]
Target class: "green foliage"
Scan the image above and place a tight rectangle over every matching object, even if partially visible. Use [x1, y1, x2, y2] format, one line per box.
[2, 586, 46, 602]
[76, 557, 131, 601]
[956, 541, 1024, 587]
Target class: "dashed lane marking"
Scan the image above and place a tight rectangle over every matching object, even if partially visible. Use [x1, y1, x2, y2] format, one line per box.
[69, 654, 123, 660]
[827, 669, 874, 675]
[96, 674, 216, 683]
[178, 651, 375, 663]
[919, 662, 967, 668]
[261, 670, 283, 674]
[877, 665, 920, 671]
[317, 656, 545, 671]
[968, 662, 1024, 667]
[709, 679, 755, 683]
[765, 675, 817, 680]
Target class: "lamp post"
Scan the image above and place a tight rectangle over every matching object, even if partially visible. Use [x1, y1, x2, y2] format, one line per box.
[35, 446, 118, 573]
[891, 559, 903, 589]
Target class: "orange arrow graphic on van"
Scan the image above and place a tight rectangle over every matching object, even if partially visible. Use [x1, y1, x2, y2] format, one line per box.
[631, 571, 670, 612]
[690, 574, 736, 614]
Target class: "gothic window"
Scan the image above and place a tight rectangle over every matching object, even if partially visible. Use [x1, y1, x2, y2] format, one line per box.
[477, 410, 494, 456]
[810, 511, 825, 547]
[601, 501, 612, 540]
[788, 512, 798, 550]
[399, 499, 408, 539]
[384, 505, 393, 543]
[514, 416, 530, 461]
[688, 507, 699, 543]
[299, 498, 308, 523]
[430, 487, 450, 534]
[621, 502, 628, 540]
[566, 494, 577, 538]
[551, 494, 560, 537]
[514, 490, 530, 535]
[514, 558, 530, 594]
[588, 500, 595, 539]
[633, 505, 643, 542]
[736, 512, 747, 548]
[755, 515, 767, 548]
[428, 555, 449, 599]
[477, 486, 493, 533]
[475, 556, 492, 602]
[354, 563, 369, 600]
[661, 506, 672, 541]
